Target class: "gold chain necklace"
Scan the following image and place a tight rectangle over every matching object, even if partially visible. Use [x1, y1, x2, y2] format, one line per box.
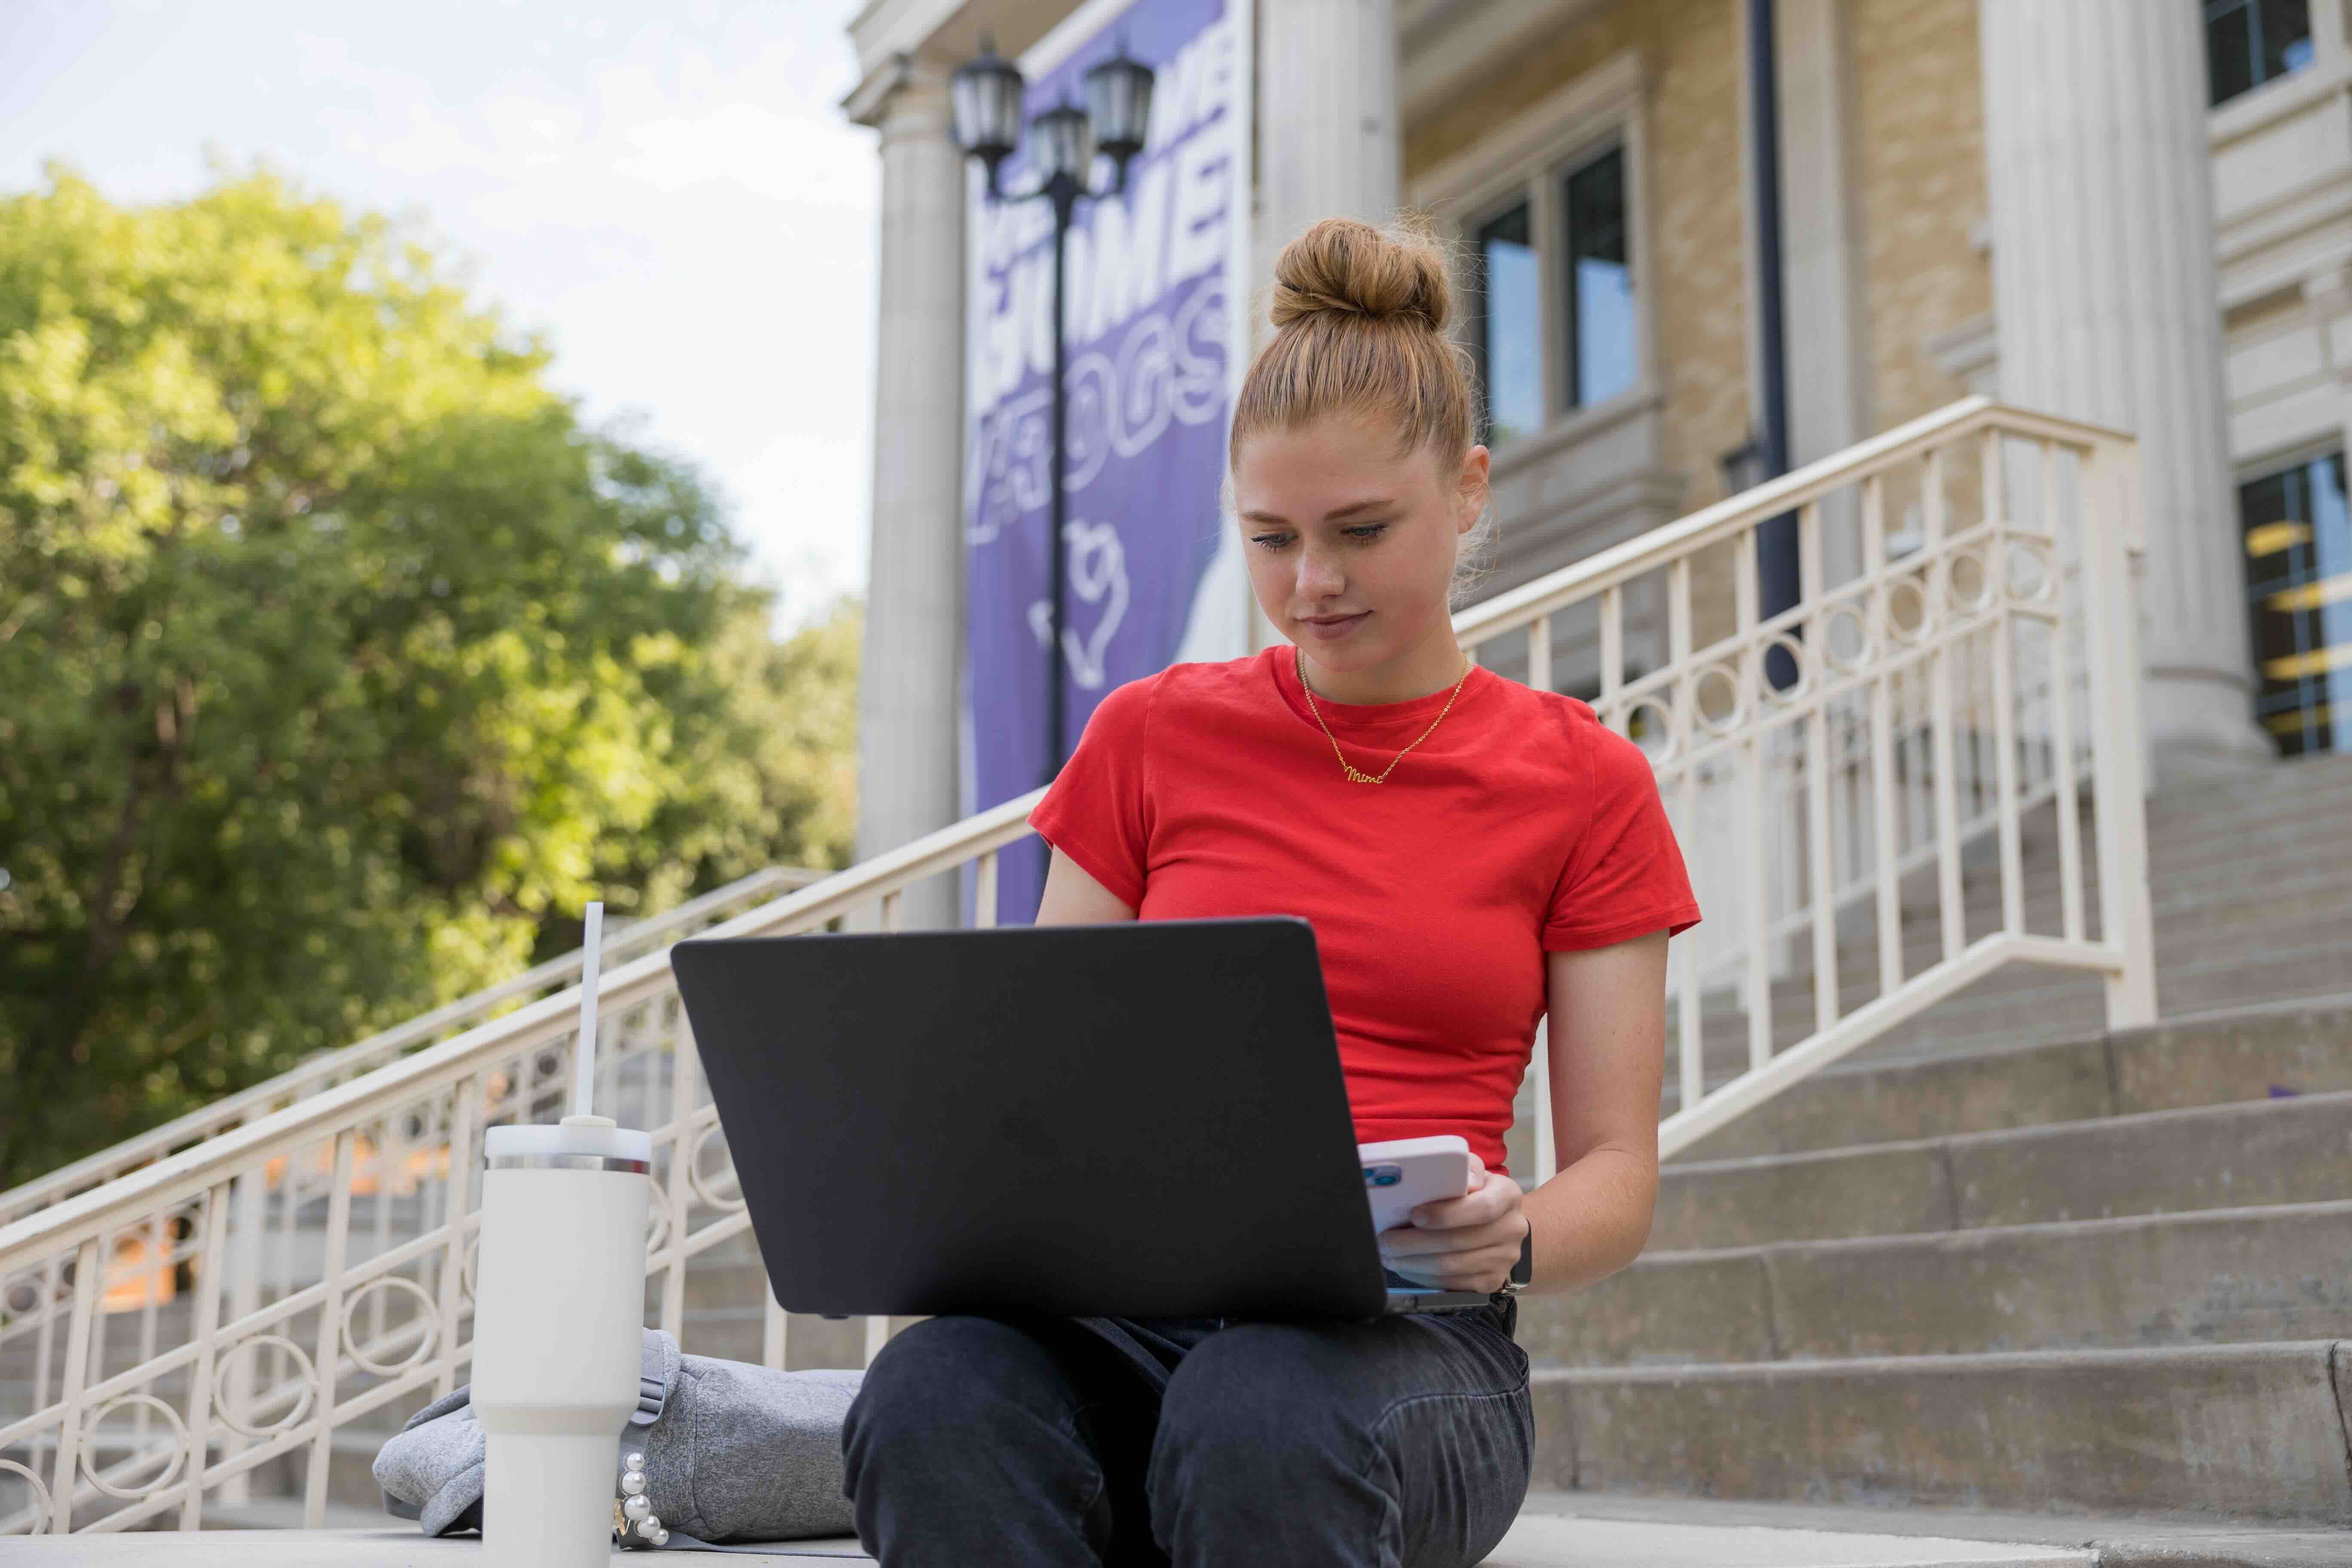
[1295, 644, 1473, 784]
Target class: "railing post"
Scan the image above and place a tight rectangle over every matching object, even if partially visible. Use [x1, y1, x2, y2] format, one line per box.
[47, 1235, 100, 1533]
[658, 1040, 700, 1340]
[216, 1164, 265, 1505]
[763, 1280, 789, 1372]
[304, 1130, 356, 1527]
[434, 1077, 480, 1401]
[2080, 438, 2159, 1027]
[178, 1181, 232, 1528]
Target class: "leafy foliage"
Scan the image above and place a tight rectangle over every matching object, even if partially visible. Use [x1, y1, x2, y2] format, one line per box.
[0, 165, 859, 1188]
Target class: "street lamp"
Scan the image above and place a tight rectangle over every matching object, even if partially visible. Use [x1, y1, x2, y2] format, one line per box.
[951, 35, 1155, 781]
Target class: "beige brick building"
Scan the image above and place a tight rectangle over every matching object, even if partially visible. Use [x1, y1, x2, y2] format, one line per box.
[845, 0, 2344, 876]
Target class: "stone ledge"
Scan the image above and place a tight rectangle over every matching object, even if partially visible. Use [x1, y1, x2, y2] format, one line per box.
[1516, 1491, 2352, 1568]
[1533, 1341, 2352, 1525]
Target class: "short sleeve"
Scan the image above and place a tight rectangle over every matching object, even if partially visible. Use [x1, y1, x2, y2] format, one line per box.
[1543, 723, 1703, 951]
[1026, 674, 1157, 910]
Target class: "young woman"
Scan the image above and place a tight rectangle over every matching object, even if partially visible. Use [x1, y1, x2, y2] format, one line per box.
[841, 216, 1700, 1568]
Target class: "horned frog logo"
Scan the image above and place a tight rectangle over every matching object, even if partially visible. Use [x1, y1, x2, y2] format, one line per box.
[1027, 518, 1130, 690]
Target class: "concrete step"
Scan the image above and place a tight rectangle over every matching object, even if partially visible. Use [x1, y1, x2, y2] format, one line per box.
[1651, 1090, 2352, 1249]
[1530, 1339, 2352, 1524]
[2144, 809, 2352, 879]
[1516, 1491, 2352, 1568]
[1667, 996, 2352, 1161]
[1522, 1199, 2352, 1366]
[1687, 934, 2352, 1066]
[1827, 945, 2352, 1065]
[1672, 929, 2352, 1090]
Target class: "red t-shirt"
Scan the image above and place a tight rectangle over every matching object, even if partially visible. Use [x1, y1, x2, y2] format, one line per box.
[1026, 644, 1700, 1175]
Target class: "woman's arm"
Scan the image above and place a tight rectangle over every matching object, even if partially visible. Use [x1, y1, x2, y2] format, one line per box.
[1378, 928, 1668, 1296]
[1035, 845, 1139, 926]
[1520, 928, 1668, 1292]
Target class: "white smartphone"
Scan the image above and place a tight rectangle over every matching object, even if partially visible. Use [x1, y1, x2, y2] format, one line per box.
[1357, 1134, 1476, 1234]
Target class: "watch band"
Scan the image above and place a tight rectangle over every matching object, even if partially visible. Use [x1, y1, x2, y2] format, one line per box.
[1503, 1213, 1534, 1294]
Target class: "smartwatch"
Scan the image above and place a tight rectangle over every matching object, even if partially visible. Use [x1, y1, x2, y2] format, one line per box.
[1501, 1213, 1534, 1295]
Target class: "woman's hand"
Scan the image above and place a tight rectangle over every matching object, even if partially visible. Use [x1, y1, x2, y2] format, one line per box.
[1377, 1162, 1527, 1294]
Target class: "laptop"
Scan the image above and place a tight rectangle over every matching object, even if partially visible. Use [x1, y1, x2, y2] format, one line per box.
[669, 916, 1495, 1321]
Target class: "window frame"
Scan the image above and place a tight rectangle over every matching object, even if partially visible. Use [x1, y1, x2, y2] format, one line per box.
[1558, 141, 1635, 412]
[1411, 49, 1655, 455]
[2203, 0, 2317, 108]
[2234, 441, 2352, 756]
[1468, 199, 1542, 447]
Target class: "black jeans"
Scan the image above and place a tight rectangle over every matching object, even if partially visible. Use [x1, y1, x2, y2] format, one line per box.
[840, 1298, 1533, 1567]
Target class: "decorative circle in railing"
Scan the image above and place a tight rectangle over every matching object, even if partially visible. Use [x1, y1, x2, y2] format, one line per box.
[1819, 602, 1872, 672]
[686, 1123, 745, 1213]
[1883, 574, 1934, 646]
[1759, 634, 1810, 704]
[459, 1233, 481, 1307]
[1946, 546, 1995, 614]
[209, 1335, 320, 1438]
[1623, 697, 1677, 764]
[1691, 661, 1746, 737]
[2006, 537, 2057, 603]
[79, 1393, 190, 1499]
[0, 1458, 56, 1533]
[341, 1276, 441, 1375]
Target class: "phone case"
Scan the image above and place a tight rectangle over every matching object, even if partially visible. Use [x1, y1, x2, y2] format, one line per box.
[1356, 1134, 1474, 1233]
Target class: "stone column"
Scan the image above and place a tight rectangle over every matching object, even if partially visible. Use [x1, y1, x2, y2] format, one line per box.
[1258, 0, 1401, 258]
[1250, 0, 1402, 648]
[1978, 0, 2270, 778]
[847, 56, 966, 928]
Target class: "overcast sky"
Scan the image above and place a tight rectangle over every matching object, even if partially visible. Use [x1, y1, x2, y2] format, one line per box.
[2, 0, 879, 633]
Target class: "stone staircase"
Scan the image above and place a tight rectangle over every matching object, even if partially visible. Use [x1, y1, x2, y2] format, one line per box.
[20, 760, 2346, 1544]
[1510, 753, 2352, 1527]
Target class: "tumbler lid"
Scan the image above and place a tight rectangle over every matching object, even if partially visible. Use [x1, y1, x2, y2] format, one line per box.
[484, 1115, 652, 1168]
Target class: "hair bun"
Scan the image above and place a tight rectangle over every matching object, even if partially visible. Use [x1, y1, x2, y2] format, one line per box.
[1269, 216, 1454, 334]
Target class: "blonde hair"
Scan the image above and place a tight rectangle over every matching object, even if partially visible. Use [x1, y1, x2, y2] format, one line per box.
[1228, 215, 1496, 606]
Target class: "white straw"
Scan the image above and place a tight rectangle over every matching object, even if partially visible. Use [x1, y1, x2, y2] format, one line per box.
[570, 900, 604, 1121]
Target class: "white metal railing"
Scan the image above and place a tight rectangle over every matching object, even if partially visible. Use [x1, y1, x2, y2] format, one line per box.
[0, 396, 2155, 1534]
[1457, 396, 2153, 1167]
[0, 863, 829, 1232]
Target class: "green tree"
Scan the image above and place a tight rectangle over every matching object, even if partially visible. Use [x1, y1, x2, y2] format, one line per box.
[0, 165, 859, 1188]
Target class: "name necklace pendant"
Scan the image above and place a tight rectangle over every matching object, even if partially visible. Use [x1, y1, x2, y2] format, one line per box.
[1295, 645, 1472, 784]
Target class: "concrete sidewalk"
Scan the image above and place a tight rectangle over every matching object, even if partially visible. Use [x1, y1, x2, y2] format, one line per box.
[5, 1519, 2092, 1566]
[24, 1493, 2347, 1565]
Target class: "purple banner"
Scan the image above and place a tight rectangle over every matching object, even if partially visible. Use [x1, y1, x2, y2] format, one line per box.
[960, 0, 1244, 925]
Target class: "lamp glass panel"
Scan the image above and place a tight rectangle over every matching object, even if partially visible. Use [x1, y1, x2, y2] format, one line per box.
[951, 58, 1024, 156]
[1086, 57, 1154, 156]
[1034, 105, 1093, 181]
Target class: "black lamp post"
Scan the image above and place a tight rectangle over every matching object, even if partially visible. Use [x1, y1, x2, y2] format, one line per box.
[952, 36, 1155, 782]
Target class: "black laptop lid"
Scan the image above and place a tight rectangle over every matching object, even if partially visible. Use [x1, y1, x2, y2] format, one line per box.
[671, 916, 1389, 1320]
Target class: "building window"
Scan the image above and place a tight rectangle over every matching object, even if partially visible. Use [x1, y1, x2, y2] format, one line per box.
[2205, 0, 2314, 107]
[1474, 203, 1543, 447]
[1563, 146, 1635, 409]
[1468, 142, 1636, 449]
[2239, 452, 2351, 756]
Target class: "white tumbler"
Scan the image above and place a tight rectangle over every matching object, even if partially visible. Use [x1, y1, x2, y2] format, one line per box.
[471, 1115, 652, 1565]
